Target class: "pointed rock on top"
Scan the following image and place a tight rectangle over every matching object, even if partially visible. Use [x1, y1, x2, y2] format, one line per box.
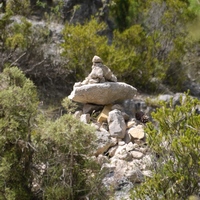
[68, 55, 137, 105]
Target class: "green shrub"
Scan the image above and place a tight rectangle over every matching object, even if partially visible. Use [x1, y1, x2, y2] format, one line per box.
[33, 98, 107, 200]
[0, 67, 39, 199]
[6, 0, 31, 16]
[61, 19, 158, 90]
[61, 19, 110, 80]
[131, 93, 200, 199]
[61, 9, 194, 92]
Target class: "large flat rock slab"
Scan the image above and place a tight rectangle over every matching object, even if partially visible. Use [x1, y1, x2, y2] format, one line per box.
[68, 82, 137, 105]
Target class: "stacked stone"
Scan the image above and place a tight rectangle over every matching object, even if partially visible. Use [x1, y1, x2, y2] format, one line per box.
[68, 56, 152, 199]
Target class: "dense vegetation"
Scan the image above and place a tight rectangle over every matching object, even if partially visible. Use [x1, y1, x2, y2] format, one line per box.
[132, 94, 200, 199]
[0, 0, 200, 199]
[0, 67, 107, 199]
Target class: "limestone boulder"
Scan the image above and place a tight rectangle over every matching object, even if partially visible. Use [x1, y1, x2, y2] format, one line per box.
[108, 109, 126, 139]
[68, 82, 137, 105]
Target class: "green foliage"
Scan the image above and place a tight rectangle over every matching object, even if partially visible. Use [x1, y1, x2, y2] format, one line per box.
[6, 0, 31, 16]
[132, 93, 200, 199]
[61, 19, 159, 90]
[109, 0, 141, 31]
[0, 14, 32, 54]
[62, 97, 78, 113]
[0, 67, 38, 199]
[61, 0, 197, 92]
[35, 0, 64, 22]
[33, 112, 107, 200]
[0, 67, 106, 199]
[5, 17, 32, 50]
[110, 25, 160, 89]
[110, 0, 132, 32]
[188, 0, 200, 15]
[0, 11, 52, 79]
[61, 19, 110, 80]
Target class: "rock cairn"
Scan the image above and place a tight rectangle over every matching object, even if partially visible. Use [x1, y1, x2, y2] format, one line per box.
[68, 56, 153, 199]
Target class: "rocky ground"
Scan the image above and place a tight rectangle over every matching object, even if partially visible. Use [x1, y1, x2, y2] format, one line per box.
[71, 90, 199, 199]
[67, 56, 200, 199]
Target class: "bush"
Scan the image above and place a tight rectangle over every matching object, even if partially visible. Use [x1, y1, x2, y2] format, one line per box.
[33, 98, 107, 200]
[6, 0, 31, 16]
[61, 19, 159, 90]
[131, 93, 200, 199]
[0, 67, 107, 199]
[61, 5, 195, 92]
[61, 19, 110, 80]
[0, 67, 39, 199]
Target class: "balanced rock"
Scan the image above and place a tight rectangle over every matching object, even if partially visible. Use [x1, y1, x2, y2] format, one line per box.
[68, 82, 137, 105]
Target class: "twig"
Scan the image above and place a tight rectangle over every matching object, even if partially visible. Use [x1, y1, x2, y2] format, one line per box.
[24, 60, 45, 73]
[9, 52, 27, 67]
[28, 142, 38, 152]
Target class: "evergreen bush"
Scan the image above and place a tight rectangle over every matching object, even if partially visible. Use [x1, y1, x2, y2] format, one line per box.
[131, 93, 200, 199]
[0, 67, 107, 199]
[33, 98, 107, 200]
[0, 67, 38, 199]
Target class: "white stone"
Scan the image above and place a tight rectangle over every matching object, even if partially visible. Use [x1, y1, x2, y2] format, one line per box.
[126, 120, 136, 129]
[106, 145, 118, 157]
[113, 146, 132, 161]
[125, 142, 135, 152]
[73, 110, 82, 119]
[142, 170, 153, 177]
[101, 163, 116, 173]
[128, 125, 145, 139]
[90, 122, 100, 130]
[96, 154, 110, 165]
[80, 114, 90, 124]
[118, 141, 126, 146]
[130, 151, 144, 159]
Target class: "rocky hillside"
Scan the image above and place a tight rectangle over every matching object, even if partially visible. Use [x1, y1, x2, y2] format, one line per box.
[0, 1, 200, 199]
[66, 55, 200, 199]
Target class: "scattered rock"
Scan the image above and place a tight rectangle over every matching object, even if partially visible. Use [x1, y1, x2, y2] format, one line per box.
[80, 113, 90, 124]
[125, 142, 136, 152]
[126, 120, 136, 129]
[125, 168, 144, 183]
[73, 110, 82, 119]
[67, 55, 155, 198]
[130, 151, 144, 159]
[128, 125, 145, 140]
[142, 170, 153, 178]
[123, 132, 132, 144]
